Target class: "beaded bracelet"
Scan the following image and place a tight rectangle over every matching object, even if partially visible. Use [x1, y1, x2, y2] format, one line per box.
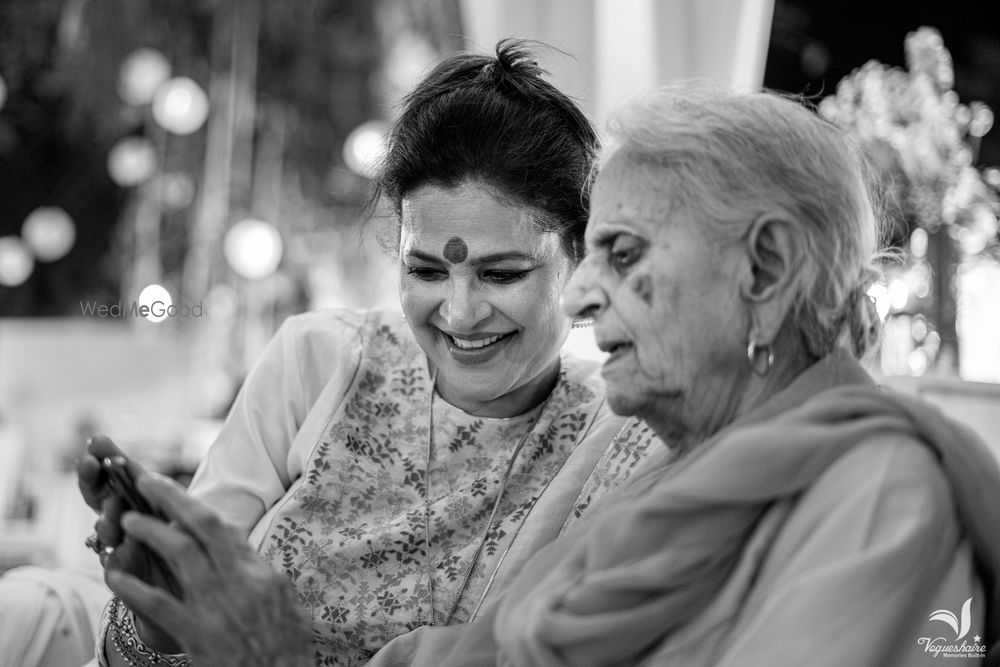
[107, 596, 192, 667]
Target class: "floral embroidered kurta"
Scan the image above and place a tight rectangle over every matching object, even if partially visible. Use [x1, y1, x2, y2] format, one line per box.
[362, 351, 1000, 667]
[186, 309, 664, 666]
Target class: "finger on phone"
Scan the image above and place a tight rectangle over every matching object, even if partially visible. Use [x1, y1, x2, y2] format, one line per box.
[76, 454, 105, 510]
[103, 537, 154, 581]
[119, 452, 147, 480]
[86, 434, 125, 460]
[135, 474, 238, 565]
[120, 511, 200, 577]
[97, 495, 126, 547]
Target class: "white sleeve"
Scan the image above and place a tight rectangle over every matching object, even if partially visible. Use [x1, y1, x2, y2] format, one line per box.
[187, 310, 365, 538]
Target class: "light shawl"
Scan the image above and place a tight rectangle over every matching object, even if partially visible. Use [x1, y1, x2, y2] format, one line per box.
[484, 352, 1000, 666]
[0, 566, 109, 667]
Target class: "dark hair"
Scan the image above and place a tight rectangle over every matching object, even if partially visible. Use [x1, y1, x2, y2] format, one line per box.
[373, 39, 598, 263]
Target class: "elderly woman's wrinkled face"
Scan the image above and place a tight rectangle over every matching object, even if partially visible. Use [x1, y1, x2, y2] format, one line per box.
[400, 181, 573, 417]
[563, 152, 748, 437]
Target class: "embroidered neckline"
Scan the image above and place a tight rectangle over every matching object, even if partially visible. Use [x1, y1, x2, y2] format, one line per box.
[420, 368, 556, 626]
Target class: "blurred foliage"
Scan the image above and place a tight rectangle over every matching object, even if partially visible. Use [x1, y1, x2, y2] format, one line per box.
[0, 0, 462, 317]
[820, 27, 999, 255]
[819, 27, 1000, 375]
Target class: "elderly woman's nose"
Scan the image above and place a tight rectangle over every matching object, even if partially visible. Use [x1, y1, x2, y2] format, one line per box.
[440, 282, 490, 330]
[562, 260, 606, 319]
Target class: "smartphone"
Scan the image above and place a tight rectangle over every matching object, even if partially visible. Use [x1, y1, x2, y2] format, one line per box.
[101, 455, 181, 594]
[102, 455, 159, 516]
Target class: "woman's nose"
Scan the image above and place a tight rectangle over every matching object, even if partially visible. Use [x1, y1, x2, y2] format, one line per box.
[440, 281, 491, 331]
[562, 259, 607, 320]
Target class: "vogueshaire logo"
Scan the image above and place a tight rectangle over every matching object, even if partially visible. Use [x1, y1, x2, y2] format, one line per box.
[916, 597, 986, 659]
[79, 284, 203, 323]
[932, 598, 973, 641]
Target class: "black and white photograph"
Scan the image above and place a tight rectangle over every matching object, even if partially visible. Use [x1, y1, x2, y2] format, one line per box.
[0, 1, 998, 665]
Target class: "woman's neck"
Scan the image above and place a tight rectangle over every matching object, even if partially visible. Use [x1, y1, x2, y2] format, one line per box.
[643, 331, 813, 453]
[434, 359, 562, 419]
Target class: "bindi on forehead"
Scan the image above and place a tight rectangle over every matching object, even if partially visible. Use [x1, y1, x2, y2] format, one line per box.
[443, 237, 469, 264]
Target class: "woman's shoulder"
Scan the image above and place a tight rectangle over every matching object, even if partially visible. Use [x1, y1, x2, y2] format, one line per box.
[776, 380, 975, 523]
[262, 308, 415, 388]
[801, 430, 957, 536]
[278, 308, 412, 353]
[278, 307, 400, 337]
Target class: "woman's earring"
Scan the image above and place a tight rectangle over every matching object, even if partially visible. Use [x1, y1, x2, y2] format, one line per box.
[746, 336, 774, 376]
[571, 319, 594, 329]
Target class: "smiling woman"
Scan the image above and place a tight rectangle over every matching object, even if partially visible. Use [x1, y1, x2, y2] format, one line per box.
[76, 40, 666, 667]
[399, 181, 574, 417]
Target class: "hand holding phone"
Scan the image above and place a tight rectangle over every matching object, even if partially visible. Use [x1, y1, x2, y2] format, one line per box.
[102, 455, 161, 517]
[101, 454, 181, 599]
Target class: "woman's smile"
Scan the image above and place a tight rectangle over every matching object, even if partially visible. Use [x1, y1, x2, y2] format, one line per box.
[441, 330, 518, 363]
[399, 181, 573, 416]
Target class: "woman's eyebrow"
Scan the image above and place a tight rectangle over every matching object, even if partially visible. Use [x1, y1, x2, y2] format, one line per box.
[469, 251, 537, 265]
[404, 249, 442, 263]
[405, 249, 537, 264]
[589, 222, 644, 248]
[587, 229, 619, 249]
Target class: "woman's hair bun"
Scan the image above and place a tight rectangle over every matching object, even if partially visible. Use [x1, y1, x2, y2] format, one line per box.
[373, 37, 598, 263]
[479, 39, 551, 96]
[492, 39, 544, 77]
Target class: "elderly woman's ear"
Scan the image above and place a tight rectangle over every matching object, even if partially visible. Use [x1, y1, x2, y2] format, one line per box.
[738, 213, 802, 345]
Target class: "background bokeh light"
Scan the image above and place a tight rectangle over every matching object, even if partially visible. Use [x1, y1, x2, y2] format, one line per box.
[223, 219, 284, 280]
[107, 137, 159, 187]
[118, 48, 172, 107]
[151, 77, 210, 136]
[0, 237, 35, 287]
[343, 121, 388, 179]
[21, 207, 76, 263]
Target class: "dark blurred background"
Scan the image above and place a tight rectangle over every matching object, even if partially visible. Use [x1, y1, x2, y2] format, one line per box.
[0, 0, 463, 317]
[765, 0, 1000, 167]
[2, 0, 997, 316]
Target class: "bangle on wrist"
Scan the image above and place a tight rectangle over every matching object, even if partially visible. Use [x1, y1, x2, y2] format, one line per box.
[108, 596, 192, 667]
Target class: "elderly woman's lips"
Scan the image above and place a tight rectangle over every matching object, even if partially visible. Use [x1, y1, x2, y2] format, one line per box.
[599, 340, 632, 354]
[601, 341, 635, 363]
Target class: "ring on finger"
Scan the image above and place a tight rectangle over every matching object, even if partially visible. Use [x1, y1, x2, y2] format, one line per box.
[86, 533, 115, 557]
[85, 533, 103, 554]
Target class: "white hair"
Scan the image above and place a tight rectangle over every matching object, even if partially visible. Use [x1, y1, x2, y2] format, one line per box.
[603, 84, 888, 358]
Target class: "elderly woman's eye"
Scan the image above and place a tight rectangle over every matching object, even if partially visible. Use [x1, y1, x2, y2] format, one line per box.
[609, 236, 644, 273]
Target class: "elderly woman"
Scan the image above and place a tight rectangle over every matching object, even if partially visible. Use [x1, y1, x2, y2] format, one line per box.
[76, 41, 662, 667]
[356, 87, 1000, 665]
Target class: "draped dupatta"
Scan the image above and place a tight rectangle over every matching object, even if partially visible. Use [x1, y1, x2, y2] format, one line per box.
[487, 352, 1000, 666]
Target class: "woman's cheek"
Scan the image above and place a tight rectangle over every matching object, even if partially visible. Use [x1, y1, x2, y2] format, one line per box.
[515, 278, 560, 324]
[399, 279, 436, 320]
[627, 272, 654, 306]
